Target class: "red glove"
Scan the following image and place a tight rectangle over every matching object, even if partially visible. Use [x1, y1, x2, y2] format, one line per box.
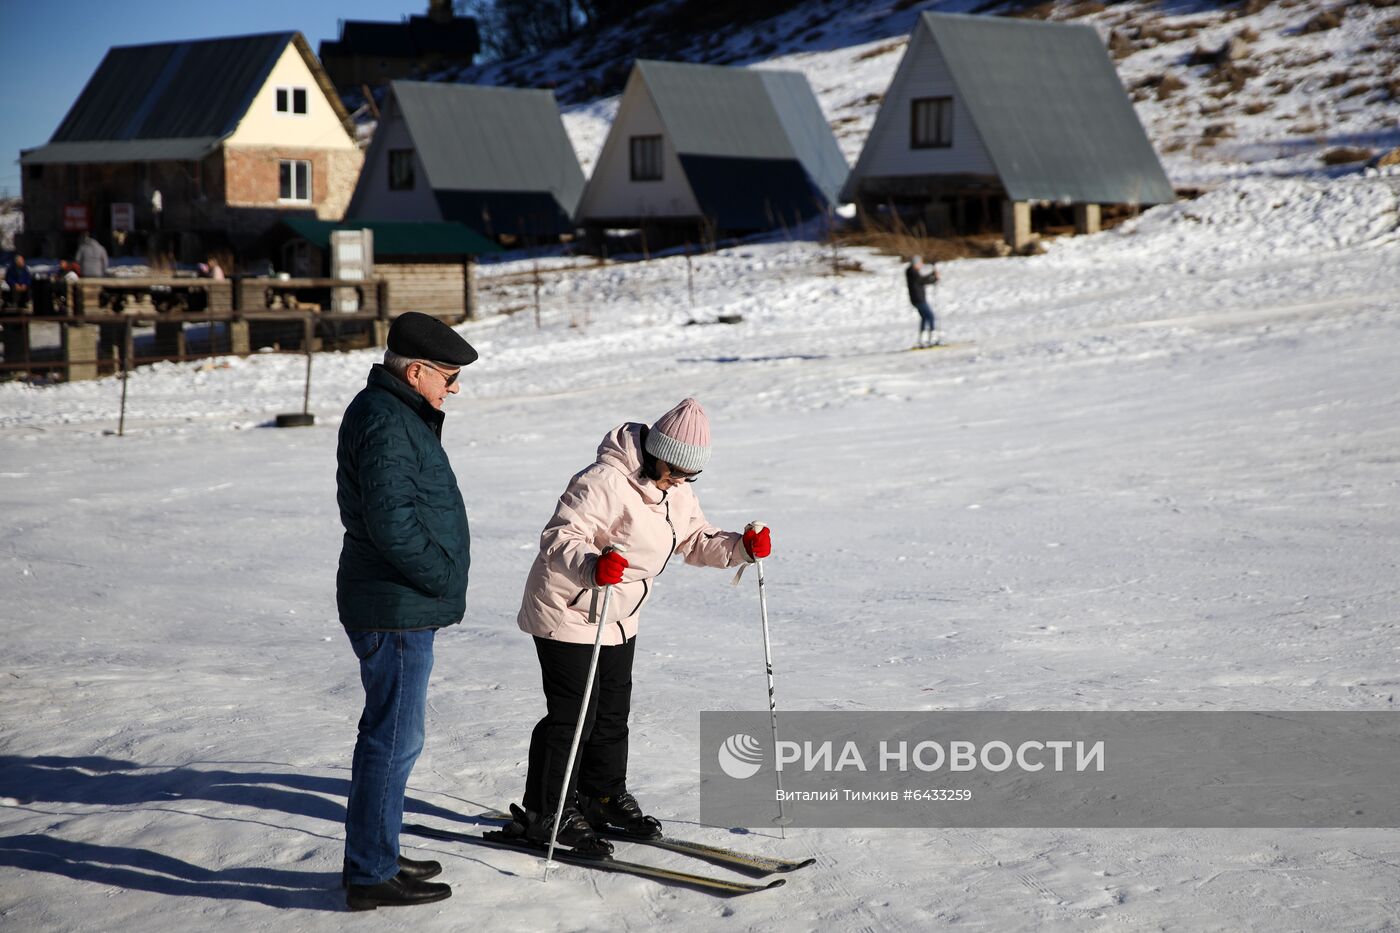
[594, 549, 628, 586]
[743, 526, 771, 560]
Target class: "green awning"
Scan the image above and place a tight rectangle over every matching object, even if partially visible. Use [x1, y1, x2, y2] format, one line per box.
[279, 218, 502, 256]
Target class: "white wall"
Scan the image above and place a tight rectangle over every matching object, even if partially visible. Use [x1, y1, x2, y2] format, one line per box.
[226, 43, 357, 150]
[850, 24, 998, 184]
[345, 96, 442, 222]
[576, 69, 700, 222]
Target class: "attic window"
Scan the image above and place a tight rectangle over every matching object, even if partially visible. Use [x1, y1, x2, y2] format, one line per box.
[911, 96, 953, 149]
[276, 87, 309, 115]
[389, 150, 415, 191]
[630, 135, 663, 182]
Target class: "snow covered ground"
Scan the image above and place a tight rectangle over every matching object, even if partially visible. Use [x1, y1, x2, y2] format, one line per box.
[2, 170, 1399, 930]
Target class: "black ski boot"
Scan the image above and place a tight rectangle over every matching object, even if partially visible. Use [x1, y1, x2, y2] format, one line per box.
[503, 803, 614, 858]
[582, 791, 663, 839]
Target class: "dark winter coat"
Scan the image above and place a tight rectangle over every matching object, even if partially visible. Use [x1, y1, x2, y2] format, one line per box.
[5, 263, 31, 289]
[905, 264, 937, 305]
[336, 365, 470, 631]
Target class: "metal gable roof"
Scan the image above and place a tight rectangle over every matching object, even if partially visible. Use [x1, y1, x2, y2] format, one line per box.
[49, 33, 295, 144]
[637, 60, 795, 160]
[920, 12, 1174, 205]
[757, 70, 849, 208]
[625, 60, 848, 224]
[389, 81, 585, 216]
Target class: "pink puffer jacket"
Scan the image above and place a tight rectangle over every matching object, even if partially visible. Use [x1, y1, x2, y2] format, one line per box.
[517, 422, 747, 645]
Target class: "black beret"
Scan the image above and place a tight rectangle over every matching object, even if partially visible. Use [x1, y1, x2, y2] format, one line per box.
[387, 312, 479, 367]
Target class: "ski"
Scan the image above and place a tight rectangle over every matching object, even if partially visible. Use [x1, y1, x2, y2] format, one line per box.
[403, 822, 786, 897]
[909, 340, 974, 352]
[478, 808, 815, 878]
[597, 827, 817, 877]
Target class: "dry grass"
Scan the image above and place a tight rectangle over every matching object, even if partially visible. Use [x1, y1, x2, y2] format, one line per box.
[1243, 100, 1273, 114]
[843, 92, 884, 110]
[855, 40, 904, 62]
[834, 227, 1008, 262]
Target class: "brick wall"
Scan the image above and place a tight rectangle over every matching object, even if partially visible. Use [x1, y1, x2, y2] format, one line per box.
[224, 146, 363, 218]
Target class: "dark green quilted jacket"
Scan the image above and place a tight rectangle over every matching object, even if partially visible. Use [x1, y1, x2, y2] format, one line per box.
[336, 365, 470, 631]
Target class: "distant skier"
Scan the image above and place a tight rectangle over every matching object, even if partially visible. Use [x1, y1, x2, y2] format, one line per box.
[905, 255, 941, 348]
[504, 397, 773, 855]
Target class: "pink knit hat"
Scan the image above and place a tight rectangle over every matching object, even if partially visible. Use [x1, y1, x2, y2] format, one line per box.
[646, 398, 711, 473]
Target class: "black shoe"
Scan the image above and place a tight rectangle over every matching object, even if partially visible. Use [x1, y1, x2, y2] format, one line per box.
[508, 802, 613, 857]
[582, 791, 662, 839]
[345, 871, 451, 911]
[342, 854, 442, 888]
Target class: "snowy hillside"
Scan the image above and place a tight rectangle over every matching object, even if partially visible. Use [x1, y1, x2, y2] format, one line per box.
[437, 0, 1400, 184]
[2, 159, 1399, 930]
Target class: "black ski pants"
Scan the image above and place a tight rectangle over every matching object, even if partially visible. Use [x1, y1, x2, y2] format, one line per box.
[523, 634, 636, 815]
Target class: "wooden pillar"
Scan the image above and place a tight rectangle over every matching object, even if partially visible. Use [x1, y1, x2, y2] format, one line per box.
[1002, 200, 1031, 251]
[64, 322, 100, 381]
[464, 256, 478, 322]
[229, 319, 250, 356]
[1073, 203, 1102, 236]
[371, 319, 390, 347]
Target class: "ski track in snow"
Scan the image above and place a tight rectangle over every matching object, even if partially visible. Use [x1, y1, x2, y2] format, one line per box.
[2, 143, 1400, 933]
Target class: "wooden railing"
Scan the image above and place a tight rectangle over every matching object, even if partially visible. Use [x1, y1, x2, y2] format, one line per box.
[0, 276, 395, 382]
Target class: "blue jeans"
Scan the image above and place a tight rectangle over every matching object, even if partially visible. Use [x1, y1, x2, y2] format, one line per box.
[343, 628, 436, 886]
[914, 300, 937, 333]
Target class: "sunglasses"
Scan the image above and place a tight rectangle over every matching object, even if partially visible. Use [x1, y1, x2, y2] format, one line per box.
[664, 462, 701, 483]
[419, 360, 460, 387]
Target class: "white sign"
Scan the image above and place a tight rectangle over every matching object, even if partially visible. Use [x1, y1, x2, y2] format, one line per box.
[111, 202, 135, 232]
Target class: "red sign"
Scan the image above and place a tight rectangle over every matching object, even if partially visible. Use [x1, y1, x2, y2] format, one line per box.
[63, 203, 90, 232]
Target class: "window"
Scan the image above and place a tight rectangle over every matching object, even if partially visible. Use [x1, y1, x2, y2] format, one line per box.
[276, 87, 308, 115]
[279, 160, 312, 202]
[911, 97, 953, 149]
[388, 149, 415, 191]
[629, 135, 663, 181]
[28, 164, 43, 181]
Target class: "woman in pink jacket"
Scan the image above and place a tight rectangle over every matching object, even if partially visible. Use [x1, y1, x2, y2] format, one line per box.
[503, 398, 772, 855]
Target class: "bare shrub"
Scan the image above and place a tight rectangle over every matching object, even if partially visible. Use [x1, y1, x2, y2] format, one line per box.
[1157, 73, 1187, 100]
[1322, 72, 1349, 88]
[1300, 9, 1342, 32]
[1321, 146, 1375, 164]
[1243, 100, 1272, 114]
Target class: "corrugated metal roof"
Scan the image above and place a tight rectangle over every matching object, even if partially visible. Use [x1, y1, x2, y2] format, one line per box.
[279, 218, 502, 255]
[20, 138, 222, 165]
[388, 81, 585, 217]
[50, 33, 294, 144]
[921, 12, 1173, 205]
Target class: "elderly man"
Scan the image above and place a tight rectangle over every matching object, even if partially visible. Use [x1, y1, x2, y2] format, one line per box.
[336, 312, 478, 911]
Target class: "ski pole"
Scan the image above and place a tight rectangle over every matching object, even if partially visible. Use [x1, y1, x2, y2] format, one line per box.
[748, 521, 790, 837]
[544, 547, 619, 881]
